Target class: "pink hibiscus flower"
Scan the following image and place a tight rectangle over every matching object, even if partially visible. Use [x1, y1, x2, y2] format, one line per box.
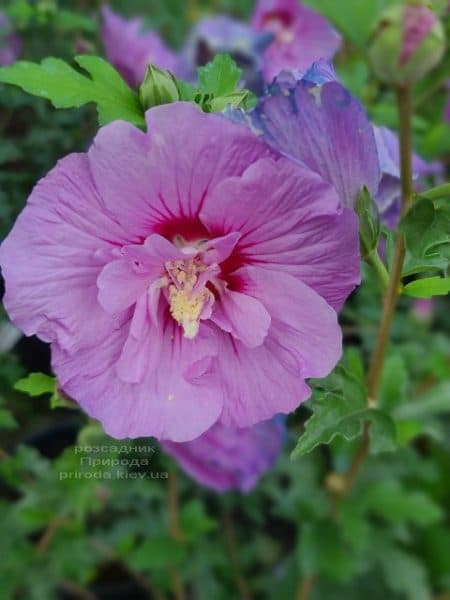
[0, 103, 359, 442]
[101, 6, 179, 88]
[251, 0, 341, 82]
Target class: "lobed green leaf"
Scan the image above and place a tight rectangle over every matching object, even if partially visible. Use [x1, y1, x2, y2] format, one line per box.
[0, 56, 145, 127]
[198, 53, 242, 97]
[292, 352, 396, 458]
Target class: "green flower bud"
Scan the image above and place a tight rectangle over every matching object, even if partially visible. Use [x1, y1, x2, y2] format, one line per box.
[139, 64, 181, 109]
[355, 187, 380, 260]
[368, 3, 445, 85]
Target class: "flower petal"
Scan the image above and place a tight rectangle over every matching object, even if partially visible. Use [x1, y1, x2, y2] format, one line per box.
[212, 287, 271, 348]
[115, 293, 163, 384]
[88, 120, 154, 240]
[53, 319, 222, 442]
[201, 156, 360, 310]
[374, 126, 443, 226]
[88, 104, 271, 240]
[203, 232, 241, 265]
[233, 266, 342, 377]
[97, 260, 149, 315]
[0, 153, 129, 352]
[162, 417, 286, 493]
[101, 6, 180, 87]
[251, 0, 341, 82]
[144, 103, 272, 220]
[215, 328, 312, 427]
[251, 80, 380, 208]
[97, 234, 183, 314]
[216, 267, 341, 427]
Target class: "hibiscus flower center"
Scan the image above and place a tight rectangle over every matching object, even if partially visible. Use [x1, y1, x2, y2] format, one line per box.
[262, 11, 295, 43]
[165, 256, 215, 339]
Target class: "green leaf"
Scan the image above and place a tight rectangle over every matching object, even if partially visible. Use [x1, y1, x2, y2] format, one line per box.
[209, 90, 254, 112]
[128, 535, 186, 571]
[302, 0, 392, 48]
[379, 544, 432, 600]
[403, 276, 450, 298]
[393, 381, 450, 421]
[175, 79, 198, 102]
[298, 520, 357, 583]
[421, 526, 450, 582]
[13, 372, 74, 410]
[366, 409, 397, 454]
[400, 199, 450, 275]
[419, 182, 450, 202]
[77, 422, 107, 447]
[401, 199, 434, 255]
[5, 0, 34, 24]
[52, 10, 96, 33]
[14, 373, 56, 396]
[395, 419, 444, 445]
[179, 500, 217, 540]
[0, 56, 145, 127]
[291, 353, 396, 458]
[292, 381, 365, 458]
[197, 53, 242, 97]
[363, 480, 443, 526]
[379, 354, 409, 411]
[49, 389, 76, 410]
[419, 122, 450, 158]
[339, 502, 371, 553]
[0, 408, 18, 430]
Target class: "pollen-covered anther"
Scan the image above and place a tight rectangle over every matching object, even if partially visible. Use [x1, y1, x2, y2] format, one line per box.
[166, 258, 214, 339]
[279, 29, 294, 44]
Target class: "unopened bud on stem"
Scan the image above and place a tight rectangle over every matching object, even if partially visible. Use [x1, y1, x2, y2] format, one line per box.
[139, 64, 181, 109]
[369, 2, 445, 85]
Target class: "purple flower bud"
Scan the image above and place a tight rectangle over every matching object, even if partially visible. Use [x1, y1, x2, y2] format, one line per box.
[369, 3, 445, 84]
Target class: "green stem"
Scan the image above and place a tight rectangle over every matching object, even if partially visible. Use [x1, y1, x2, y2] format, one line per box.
[367, 249, 390, 290]
[167, 472, 186, 600]
[420, 182, 450, 202]
[366, 84, 413, 402]
[297, 574, 317, 600]
[222, 509, 252, 600]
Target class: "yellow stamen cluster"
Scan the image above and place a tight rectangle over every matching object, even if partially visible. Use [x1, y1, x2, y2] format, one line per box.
[279, 29, 294, 44]
[166, 258, 213, 339]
